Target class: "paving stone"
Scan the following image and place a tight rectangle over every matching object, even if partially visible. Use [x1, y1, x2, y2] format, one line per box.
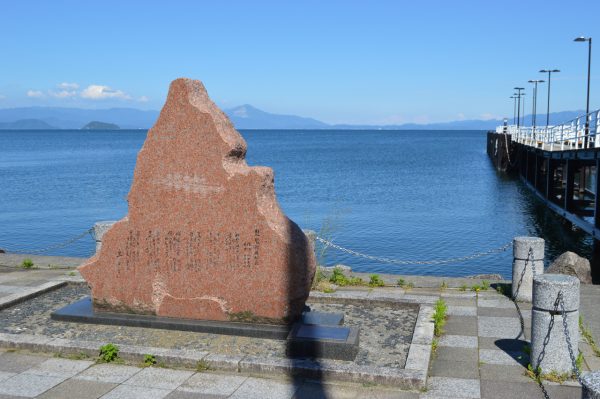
[0, 371, 16, 383]
[434, 347, 478, 363]
[447, 306, 477, 316]
[477, 298, 515, 309]
[444, 316, 478, 336]
[100, 385, 172, 399]
[26, 358, 94, 378]
[165, 390, 227, 399]
[124, 367, 194, 390]
[230, 377, 299, 399]
[478, 364, 530, 383]
[477, 337, 529, 352]
[177, 372, 247, 396]
[438, 335, 478, 348]
[355, 388, 419, 399]
[429, 360, 479, 379]
[480, 379, 580, 399]
[0, 352, 49, 373]
[477, 316, 521, 338]
[476, 306, 529, 319]
[0, 394, 30, 399]
[0, 373, 66, 397]
[75, 364, 142, 383]
[441, 292, 477, 299]
[293, 382, 359, 399]
[479, 349, 528, 367]
[36, 379, 117, 399]
[438, 297, 476, 307]
[0, 286, 25, 295]
[421, 377, 480, 398]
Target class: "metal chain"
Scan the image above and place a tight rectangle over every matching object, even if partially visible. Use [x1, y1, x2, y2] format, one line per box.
[0, 228, 94, 255]
[511, 247, 533, 340]
[315, 236, 512, 266]
[557, 291, 583, 384]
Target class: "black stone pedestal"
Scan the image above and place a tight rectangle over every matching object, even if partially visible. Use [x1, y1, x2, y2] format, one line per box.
[51, 297, 359, 360]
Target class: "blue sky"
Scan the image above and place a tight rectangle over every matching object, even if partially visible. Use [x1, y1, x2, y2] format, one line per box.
[0, 0, 598, 124]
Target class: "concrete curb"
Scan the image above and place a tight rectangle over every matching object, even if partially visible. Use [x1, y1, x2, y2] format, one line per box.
[0, 280, 67, 310]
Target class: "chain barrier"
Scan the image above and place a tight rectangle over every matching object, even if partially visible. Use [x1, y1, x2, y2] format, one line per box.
[0, 228, 94, 255]
[557, 291, 583, 384]
[528, 285, 583, 399]
[511, 247, 533, 340]
[314, 236, 512, 266]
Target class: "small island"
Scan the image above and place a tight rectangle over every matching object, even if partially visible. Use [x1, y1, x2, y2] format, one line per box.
[81, 121, 120, 130]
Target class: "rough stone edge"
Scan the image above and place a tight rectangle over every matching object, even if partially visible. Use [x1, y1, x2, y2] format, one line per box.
[0, 280, 67, 311]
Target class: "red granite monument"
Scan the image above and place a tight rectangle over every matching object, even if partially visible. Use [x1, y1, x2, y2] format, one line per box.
[79, 78, 317, 323]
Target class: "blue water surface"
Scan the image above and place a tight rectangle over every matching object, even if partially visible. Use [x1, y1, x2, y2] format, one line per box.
[0, 129, 592, 278]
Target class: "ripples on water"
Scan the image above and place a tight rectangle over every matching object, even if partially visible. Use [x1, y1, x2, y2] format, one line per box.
[0, 129, 592, 278]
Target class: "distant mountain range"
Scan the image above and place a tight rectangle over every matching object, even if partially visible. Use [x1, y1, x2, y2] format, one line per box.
[0, 105, 587, 130]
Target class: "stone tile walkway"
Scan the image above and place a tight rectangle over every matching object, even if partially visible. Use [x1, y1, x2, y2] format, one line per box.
[0, 264, 599, 398]
[0, 350, 419, 398]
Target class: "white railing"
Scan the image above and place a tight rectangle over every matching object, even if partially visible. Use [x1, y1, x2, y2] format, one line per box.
[496, 109, 600, 151]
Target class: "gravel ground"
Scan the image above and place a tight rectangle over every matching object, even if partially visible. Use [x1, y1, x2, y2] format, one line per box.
[0, 284, 417, 368]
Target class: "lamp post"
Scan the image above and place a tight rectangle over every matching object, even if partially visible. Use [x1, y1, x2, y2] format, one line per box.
[540, 69, 560, 128]
[528, 80, 545, 135]
[521, 93, 526, 127]
[510, 95, 517, 125]
[574, 36, 592, 146]
[515, 87, 525, 128]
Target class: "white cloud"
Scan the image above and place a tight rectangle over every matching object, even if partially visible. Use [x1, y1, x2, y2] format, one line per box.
[0, 94, 5, 100]
[27, 90, 45, 98]
[49, 90, 77, 98]
[138, 95, 149, 102]
[80, 85, 131, 100]
[58, 82, 79, 90]
[456, 113, 466, 120]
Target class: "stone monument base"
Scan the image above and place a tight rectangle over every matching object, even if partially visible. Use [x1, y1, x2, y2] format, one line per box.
[51, 297, 359, 361]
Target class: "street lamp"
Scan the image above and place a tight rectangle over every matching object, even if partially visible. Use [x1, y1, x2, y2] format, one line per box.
[515, 87, 525, 127]
[510, 95, 517, 125]
[521, 93, 526, 126]
[528, 80, 545, 132]
[574, 36, 592, 144]
[539, 69, 560, 127]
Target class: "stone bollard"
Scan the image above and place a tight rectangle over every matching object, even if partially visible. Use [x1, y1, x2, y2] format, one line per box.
[92, 221, 117, 253]
[531, 274, 580, 375]
[512, 237, 545, 302]
[582, 371, 600, 399]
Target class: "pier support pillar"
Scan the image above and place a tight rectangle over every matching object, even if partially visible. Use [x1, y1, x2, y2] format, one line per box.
[565, 159, 575, 212]
[531, 274, 580, 375]
[512, 237, 544, 302]
[92, 221, 117, 253]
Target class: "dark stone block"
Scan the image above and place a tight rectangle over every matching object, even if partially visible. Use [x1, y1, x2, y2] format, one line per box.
[286, 322, 360, 361]
[51, 297, 290, 339]
[301, 311, 344, 326]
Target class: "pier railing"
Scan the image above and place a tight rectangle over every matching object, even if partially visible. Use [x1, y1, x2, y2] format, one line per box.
[496, 109, 600, 151]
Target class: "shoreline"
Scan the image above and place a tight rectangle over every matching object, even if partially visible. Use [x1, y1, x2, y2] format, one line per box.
[0, 253, 509, 288]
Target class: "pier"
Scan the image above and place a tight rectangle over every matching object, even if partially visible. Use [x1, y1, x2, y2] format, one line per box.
[488, 110, 600, 281]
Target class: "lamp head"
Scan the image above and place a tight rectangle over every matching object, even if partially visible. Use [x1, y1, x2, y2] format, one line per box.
[574, 36, 589, 42]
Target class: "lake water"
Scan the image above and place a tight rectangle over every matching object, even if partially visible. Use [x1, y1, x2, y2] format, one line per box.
[0, 129, 593, 278]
